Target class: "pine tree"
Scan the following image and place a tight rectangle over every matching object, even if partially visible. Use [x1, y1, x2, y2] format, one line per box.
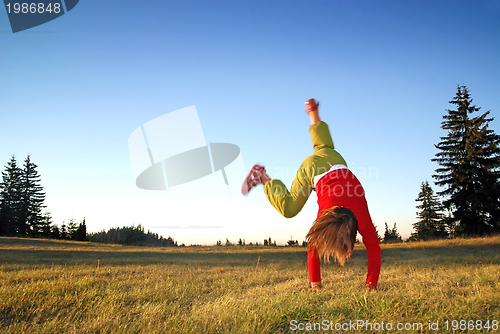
[165, 236, 177, 247]
[391, 223, 402, 242]
[60, 222, 68, 239]
[39, 211, 53, 237]
[432, 85, 500, 235]
[383, 222, 402, 243]
[20, 156, 46, 236]
[0, 156, 23, 236]
[67, 218, 78, 240]
[375, 228, 382, 242]
[413, 181, 447, 240]
[74, 218, 88, 241]
[50, 224, 61, 239]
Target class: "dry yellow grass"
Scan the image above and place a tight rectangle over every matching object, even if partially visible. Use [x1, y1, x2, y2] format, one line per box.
[1, 236, 499, 333]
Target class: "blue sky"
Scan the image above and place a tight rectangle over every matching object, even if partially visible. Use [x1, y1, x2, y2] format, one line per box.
[1, 0, 499, 245]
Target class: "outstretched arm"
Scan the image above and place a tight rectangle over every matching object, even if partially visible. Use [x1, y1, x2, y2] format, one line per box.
[306, 98, 321, 125]
[358, 223, 382, 288]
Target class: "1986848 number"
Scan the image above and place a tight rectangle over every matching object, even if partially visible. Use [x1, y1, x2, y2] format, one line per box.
[5, 3, 61, 14]
[445, 320, 498, 331]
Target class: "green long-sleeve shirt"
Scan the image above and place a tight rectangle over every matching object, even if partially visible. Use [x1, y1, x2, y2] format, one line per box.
[263, 121, 347, 218]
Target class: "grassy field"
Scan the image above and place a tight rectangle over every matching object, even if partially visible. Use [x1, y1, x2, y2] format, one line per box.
[0, 236, 499, 333]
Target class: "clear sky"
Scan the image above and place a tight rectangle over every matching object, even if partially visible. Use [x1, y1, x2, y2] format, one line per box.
[1, 0, 499, 245]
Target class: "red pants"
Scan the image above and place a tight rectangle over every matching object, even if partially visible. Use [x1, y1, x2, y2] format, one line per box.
[307, 245, 321, 282]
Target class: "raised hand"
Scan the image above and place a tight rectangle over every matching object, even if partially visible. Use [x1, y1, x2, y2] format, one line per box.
[305, 98, 320, 114]
[305, 99, 321, 124]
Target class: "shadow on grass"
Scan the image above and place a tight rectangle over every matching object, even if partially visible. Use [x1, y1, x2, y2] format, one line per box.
[374, 243, 500, 266]
[0, 248, 307, 266]
[1, 237, 499, 267]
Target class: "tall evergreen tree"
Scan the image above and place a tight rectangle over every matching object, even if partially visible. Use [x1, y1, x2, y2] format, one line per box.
[20, 155, 46, 236]
[74, 218, 88, 241]
[413, 181, 447, 240]
[432, 85, 500, 235]
[0, 156, 23, 236]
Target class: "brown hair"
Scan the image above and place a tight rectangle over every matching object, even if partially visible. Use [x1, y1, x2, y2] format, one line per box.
[306, 206, 358, 266]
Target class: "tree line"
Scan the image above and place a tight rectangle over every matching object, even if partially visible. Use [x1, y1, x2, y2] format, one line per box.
[0, 155, 88, 240]
[88, 224, 178, 247]
[215, 237, 304, 247]
[0, 156, 179, 247]
[412, 85, 500, 240]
